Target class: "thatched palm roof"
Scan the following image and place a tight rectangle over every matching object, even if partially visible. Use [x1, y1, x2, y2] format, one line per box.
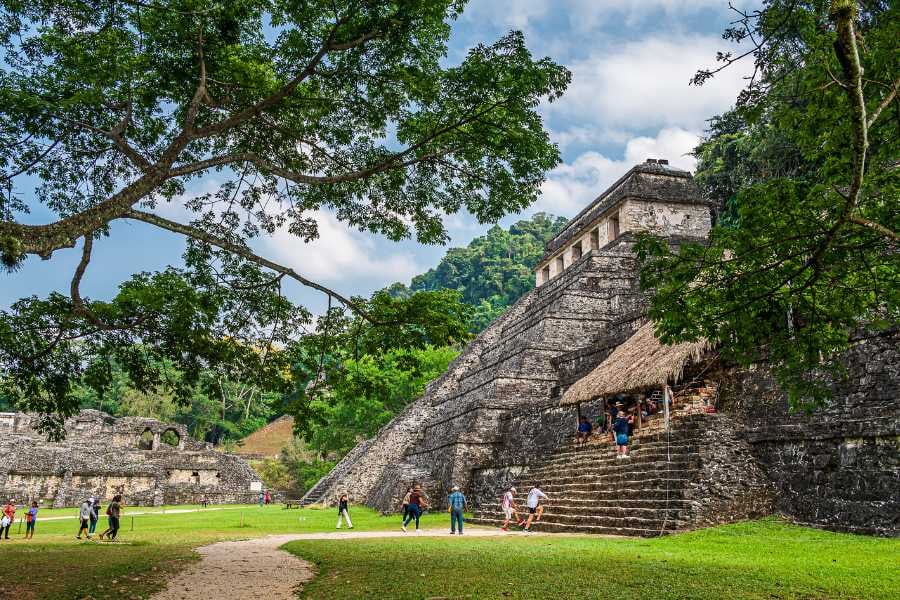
[561, 322, 711, 405]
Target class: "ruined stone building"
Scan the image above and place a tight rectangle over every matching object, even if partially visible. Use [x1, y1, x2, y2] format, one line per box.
[0, 410, 263, 506]
[303, 159, 900, 537]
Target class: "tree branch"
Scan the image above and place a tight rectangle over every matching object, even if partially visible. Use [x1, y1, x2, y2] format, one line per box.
[867, 76, 899, 129]
[191, 15, 381, 139]
[69, 234, 117, 330]
[847, 214, 900, 243]
[122, 209, 379, 322]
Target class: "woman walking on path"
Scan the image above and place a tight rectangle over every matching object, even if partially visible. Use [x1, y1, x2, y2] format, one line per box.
[76, 497, 92, 539]
[336, 494, 353, 529]
[401, 486, 428, 532]
[447, 486, 467, 535]
[1, 499, 15, 540]
[88, 498, 101, 537]
[400, 487, 413, 523]
[99, 495, 122, 541]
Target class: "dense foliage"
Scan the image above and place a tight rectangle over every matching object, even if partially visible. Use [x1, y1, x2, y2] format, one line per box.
[390, 212, 566, 329]
[636, 0, 898, 406]
[0, 0, 569, 431]
[285, 289, 471, 457]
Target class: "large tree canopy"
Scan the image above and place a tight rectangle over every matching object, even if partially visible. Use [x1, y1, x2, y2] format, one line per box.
[637, 0, 898, 406]
[0, 0, 569, 433]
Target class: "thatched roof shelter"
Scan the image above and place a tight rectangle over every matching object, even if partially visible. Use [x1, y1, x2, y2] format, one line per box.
[561, 322, 711, 406]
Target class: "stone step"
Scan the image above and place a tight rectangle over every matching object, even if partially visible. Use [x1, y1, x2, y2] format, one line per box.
[532, 469, 697, 487]
[530, 505, 686, 520]
[535, 497, 692, 509]
[527, 457, 697, 477]
[550, 440, 700, 459]
[466, 516, 679, 537]
[529, 478, 691, 494]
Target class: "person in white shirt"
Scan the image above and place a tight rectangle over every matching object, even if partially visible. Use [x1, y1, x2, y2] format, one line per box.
[523, 484, 548, 531]
[499, 487, 523, 531]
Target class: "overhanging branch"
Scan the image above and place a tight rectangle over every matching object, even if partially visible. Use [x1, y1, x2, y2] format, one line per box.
[122, 209, 379, 322]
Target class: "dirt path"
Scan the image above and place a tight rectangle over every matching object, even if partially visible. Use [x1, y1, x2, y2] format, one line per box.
[150, 527, 537, 599]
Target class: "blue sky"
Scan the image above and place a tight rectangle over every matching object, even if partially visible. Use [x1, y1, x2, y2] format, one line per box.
[2, 0, 755, 315]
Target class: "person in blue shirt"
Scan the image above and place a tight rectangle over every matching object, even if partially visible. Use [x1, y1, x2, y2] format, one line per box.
[447, 486, 467, 535]
[613, 406, 634, 459]
[576, 416, 593, 446]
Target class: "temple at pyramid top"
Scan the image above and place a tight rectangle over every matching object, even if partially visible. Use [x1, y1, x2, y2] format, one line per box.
[534, 158, 711, 287]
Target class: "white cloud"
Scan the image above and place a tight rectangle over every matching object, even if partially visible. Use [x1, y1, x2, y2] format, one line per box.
[546, 35, 748, 134]
[261, 210, 420, 285]
[531, 127, 699, 217]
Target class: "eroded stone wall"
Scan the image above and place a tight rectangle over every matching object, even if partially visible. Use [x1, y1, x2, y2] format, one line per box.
[718, 331, 900, 536]
[0, 410, 263, 507]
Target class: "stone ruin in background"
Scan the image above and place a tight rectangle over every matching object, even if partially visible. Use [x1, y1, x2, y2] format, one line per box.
[0, 409, 263, 506]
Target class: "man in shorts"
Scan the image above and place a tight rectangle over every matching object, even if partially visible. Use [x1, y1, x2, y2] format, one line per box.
[523, 483, 548, 532]
[500, 487, 523, 531]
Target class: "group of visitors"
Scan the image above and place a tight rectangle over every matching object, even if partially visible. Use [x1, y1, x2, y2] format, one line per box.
[1, 499, 34, 540]
[329, 483, 549, 535]
[0, 494, 121, 542]
[257, 489, 272, 507]
[400, 485, 429, 532]
[500, 484, 547, 532]
[575, 399, 642, 458]
[77, 495, 123, 541]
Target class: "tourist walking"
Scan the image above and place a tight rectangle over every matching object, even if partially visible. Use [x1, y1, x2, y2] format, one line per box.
[264, 489, 271, 505]
[500, 487, 523, 531]
[258, 490, 265, 507]
[336, 494, 353, 529]
[400, 487, 413, 523]
[0, 499, 15, 540]
[613, 406, 633, 459]
[24, 501, 38, 539]
[99, 495, 122, 541]
[88, 497, 101, 537]
[523, 483, 548, 531]
[76, 497, 92, 539]
[447, 486, 467, 535]
[401, 485, 428, 532]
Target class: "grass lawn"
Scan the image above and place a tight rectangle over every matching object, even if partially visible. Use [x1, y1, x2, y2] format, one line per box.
[0, 504, 401, 600]
[1, 507, 896, 600]
[285, 518, 900, 600]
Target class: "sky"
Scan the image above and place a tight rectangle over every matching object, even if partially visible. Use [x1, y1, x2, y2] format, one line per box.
[2, 0, 756, 315]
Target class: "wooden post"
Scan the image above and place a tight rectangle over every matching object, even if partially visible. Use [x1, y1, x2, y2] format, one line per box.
[130, 516, 134, 531]
[240, 511, 244, 528]
[17, 517, 22, 534]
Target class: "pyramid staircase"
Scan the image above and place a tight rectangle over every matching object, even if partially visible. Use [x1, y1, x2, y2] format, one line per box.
[468, 382, 722, 537]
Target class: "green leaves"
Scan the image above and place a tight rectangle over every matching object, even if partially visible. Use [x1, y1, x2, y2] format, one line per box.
[638, 0, 899, 407]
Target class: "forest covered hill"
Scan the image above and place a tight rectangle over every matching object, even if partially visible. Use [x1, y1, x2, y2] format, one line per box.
[388, 212, 566, 330]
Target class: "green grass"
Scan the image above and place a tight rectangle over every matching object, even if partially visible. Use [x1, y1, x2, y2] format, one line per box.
[2, 508, 897, 600]
[284, 518, 900, 600]
[0, 504, 400, 600]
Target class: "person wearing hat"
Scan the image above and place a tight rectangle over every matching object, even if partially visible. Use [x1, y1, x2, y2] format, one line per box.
[401, 485, 428, 532]
[77, 497, 93, 539]
[612, 404, 633, 459]
[447, 485, 467, 535]
[500, 486, 523, 531]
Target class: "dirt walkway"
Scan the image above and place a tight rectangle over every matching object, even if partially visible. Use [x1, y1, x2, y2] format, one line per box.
[150, 527, 536, 599]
